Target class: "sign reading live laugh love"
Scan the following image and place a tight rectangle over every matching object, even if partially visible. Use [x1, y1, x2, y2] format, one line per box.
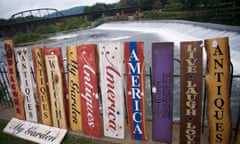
[16, 48, 38, 123]
[4, 118, 67, 144]
[151, 42, 173, 143]
[180, 41, 202, 144]
[77, 44, 102, 138]
[205, 37, 232, 144]
[124, 42, 148, 141]
[99, 41, 125, 139]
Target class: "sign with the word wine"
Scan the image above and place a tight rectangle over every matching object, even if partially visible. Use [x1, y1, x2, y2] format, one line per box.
[4, 39, 25, 120]
[205, 37, 232, 144]
[16, 48, 38, 123]
[99, 41, 125, 139]
[32, 47, 52, 126]
[180, 41, 202, 144]
[124, 42, 148, 141]
[67, 46, 82, 132]
[4, 118, 67, 144]
[77, 44, 102, 138]
[152, 42, 173, 143]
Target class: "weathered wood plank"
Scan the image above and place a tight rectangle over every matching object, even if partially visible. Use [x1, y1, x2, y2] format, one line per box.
[124, 42, 148, 141]
[16, 48, 38, 123]
[151, 42, 174, 143]
[67, 46, 82, 131]
[77, 44, 102, 138]
[45, 55, 67, 129]
[205, 37, 232, 144]
[99, 41, 125, 139]
[4, 39, 25, 120]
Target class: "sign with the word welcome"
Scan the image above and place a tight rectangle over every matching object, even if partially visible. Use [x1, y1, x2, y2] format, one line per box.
[4, 118, 67, 144]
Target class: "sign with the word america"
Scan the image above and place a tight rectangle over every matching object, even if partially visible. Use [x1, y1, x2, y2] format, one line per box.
[99, 41, 125, 139]
[124, 41, 147, 141]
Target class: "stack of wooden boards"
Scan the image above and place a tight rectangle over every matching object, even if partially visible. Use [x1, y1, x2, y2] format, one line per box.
[3, 37, 232, 144]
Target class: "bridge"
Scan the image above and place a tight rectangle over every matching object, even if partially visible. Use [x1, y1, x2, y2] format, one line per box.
[0, 6, 151, 37]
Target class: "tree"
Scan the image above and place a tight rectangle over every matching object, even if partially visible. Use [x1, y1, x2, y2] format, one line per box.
[152, 1, 162, 9]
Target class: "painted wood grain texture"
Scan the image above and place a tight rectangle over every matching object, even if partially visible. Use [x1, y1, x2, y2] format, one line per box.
[3, 118, 67, 144]
[44, 47, 69, 126]
[16, 48, 38, 123]
[67, 46, 82, 131]
[32, 47, 52, 126]
[99, 41, 125, 139]
[4, 39, 25, 120]
[124, 42, 148, 141]
[180, 41, 202, 144]
[205, 37, 232, 144]
[45, 55, 67, 129]
[151, 42, 174, 143]
[77, 44, 102, 138]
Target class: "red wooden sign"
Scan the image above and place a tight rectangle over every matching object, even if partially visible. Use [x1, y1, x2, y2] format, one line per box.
[124, 42, 148, 141]
[77, 44, 102, 138]
[4, 39, 25, 120]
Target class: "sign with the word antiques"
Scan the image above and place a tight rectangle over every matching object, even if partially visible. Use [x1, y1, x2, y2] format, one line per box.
[67, 46, 82, 131]
[124, 42, 148, 141]
[77, 44, 102, 138]
[4, 39, 25, 120]
[32, 47, 52, 126]
[45, 55, 67, 129]
[151, 42, 174, 143]
[16, 48, 38, 123]
[180, 41, 202, 144]
[99, 41, 125, 139]
[4, 118, 67, 144]
[205, 37, 232, 144]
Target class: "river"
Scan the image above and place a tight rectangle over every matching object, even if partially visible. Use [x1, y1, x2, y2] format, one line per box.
[0, 20, 240, 127]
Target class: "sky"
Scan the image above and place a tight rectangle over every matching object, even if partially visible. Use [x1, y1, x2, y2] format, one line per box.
[0, 0, 120, 19]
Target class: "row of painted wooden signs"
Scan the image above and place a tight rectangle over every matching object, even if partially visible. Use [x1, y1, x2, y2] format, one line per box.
[4, 37, 231, 144]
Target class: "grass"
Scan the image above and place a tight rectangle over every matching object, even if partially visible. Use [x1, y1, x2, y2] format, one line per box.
[0, 121, 116, 144]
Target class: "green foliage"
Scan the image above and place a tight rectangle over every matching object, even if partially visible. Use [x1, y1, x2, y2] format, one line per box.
[152, 1, 162, 10]
[12, 32, 44, 44]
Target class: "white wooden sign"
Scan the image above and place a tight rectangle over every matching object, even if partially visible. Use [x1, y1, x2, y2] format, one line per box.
[3, 118, 67, 144]
[99, 41, 125, 139]
[16, 48, 38, 123]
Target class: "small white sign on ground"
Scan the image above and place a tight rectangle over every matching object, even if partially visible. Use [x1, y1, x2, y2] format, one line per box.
[3, 118, 67, 144]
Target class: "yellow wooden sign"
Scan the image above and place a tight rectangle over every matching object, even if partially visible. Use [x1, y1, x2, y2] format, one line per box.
[205, 37, 232, 144]
[32, 47, 52, 126]
[45, 55, 67, 129]
[67, 46, 82, 131]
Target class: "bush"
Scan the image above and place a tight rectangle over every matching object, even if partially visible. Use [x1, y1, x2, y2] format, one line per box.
[12, 32, 44, 44]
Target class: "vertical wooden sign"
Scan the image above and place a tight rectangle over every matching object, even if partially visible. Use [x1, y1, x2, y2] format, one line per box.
[77, 44, 102, 138]
[32, 47, 52, 126]
[67, 46, 82, 131]
[99, 41, 125, 139]
[180, 41, 202, 144]
[44, 47, 69, 126]
[124, 42, 147, 141]
[151, 43, 174, 143]
[4, 39, 25, 120]
[16, 48, 38, 123]
[205, 37, 232, 144]
[45, 55, 67, 129]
